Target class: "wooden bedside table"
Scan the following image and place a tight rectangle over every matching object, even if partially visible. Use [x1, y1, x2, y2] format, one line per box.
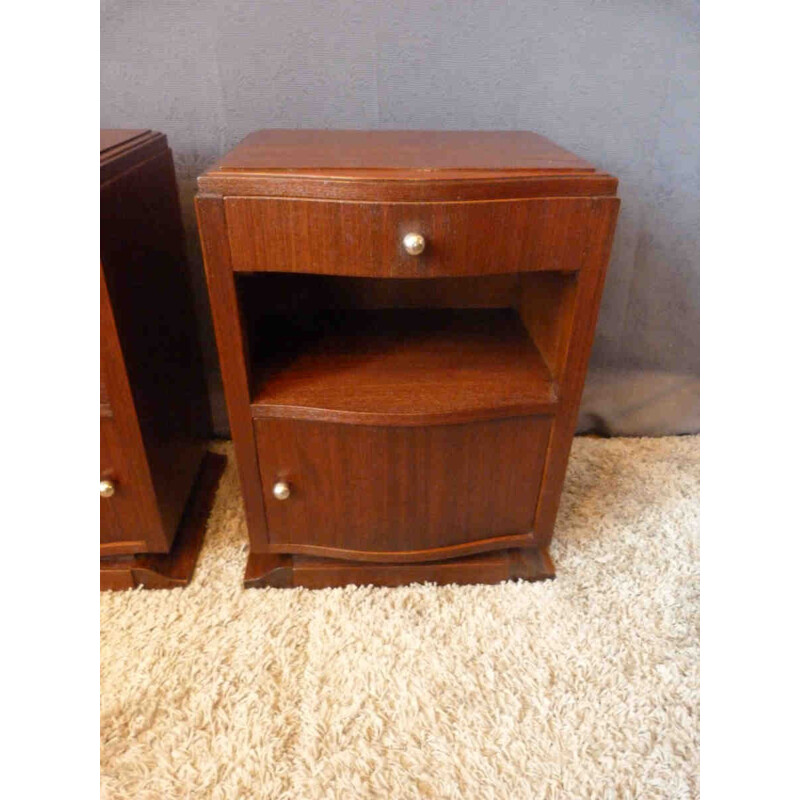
[196, 130, 619, 589]
[101, 130, 224, 590]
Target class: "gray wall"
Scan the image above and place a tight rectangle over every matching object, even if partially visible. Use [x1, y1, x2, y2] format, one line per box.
[101, 0, 699, 436]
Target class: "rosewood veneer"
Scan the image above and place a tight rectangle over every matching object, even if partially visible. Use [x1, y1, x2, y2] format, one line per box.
[100, 129, 222, 590]
[196, 130, 619, 589]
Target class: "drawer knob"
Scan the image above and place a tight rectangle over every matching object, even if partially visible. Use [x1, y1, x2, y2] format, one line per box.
[99, 479, 116, 498]
[402, 232, 426, 256]
[272, 480, 291, 501]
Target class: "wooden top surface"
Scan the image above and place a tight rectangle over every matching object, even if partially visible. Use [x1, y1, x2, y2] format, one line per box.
[212, 130, 595, 176]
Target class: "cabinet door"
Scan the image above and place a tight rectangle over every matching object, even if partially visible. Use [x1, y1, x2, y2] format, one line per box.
[254, 416, 552, 561]
[100, 416, 152, 555]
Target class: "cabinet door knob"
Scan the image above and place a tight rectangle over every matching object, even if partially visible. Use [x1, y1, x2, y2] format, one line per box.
[402, 232, 426, 256]
[99, 479, 116, 498]
[272, 480, 291, 501]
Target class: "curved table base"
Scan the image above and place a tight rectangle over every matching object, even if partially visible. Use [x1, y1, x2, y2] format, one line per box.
[244, 546, 554, 590]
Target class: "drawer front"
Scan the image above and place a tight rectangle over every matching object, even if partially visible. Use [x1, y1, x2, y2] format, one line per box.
[225, 197, 604, 277]
[255, 416, 552, 560]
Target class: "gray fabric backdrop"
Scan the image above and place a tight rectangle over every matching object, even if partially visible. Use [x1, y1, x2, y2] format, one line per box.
[101, 0, 699, 436]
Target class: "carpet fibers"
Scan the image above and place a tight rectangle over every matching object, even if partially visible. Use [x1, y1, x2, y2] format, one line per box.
[100, 436, 699, 799]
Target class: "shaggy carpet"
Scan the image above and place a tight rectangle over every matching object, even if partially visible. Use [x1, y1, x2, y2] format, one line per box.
[100, 436, 699, 800]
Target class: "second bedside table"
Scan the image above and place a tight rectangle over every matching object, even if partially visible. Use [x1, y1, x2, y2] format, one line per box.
[101, 129, 223, 590]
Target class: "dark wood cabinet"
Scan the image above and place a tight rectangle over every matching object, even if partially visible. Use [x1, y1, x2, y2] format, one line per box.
[100, 130, 222, 590]
[196, 130, 619, 589]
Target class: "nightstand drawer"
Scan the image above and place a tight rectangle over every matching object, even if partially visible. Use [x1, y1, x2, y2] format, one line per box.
[225, 197, 604, 277]
[254, 416, 552, 560]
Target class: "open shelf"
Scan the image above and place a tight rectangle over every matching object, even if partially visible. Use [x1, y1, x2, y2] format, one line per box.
[249, 308, 558, 426]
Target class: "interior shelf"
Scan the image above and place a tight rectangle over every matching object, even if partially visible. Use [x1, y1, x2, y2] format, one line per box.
[249, 308, 558, 426]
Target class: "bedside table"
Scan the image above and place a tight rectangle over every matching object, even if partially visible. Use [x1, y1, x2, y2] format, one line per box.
[196, 130, 619, 589]
[101, 130, 224, 590]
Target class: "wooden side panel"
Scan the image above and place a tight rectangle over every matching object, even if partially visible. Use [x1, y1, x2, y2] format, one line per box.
[254, 416, 552, 560]
[196, 195, 270, 548]
[518, 271, 579, 384]
[224, 197, 603, 277]
[100, 268, 165, 551]
[533, 197, 621, 546]
[101, 147, 209, 551]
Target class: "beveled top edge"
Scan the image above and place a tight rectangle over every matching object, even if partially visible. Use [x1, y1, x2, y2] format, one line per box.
[100, 130, 169, 187]
[207, 129, 597, 176]
[100, 129, 154, 159]
[196, 170, 618, 202]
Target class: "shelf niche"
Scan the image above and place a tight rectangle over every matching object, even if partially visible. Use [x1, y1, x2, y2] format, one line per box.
[236, 272, 577, 426]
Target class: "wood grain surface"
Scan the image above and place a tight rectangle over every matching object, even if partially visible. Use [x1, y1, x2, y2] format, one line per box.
[101, 452, 226, 590]
[255, 415, 551, 560]
[196, 129, 620, 586]
[196, 195, 271, 549]
[101, 129, 209, 569]
[225, 197, 604, 276]
[214, 129, 595, 174]
[244, 547, 555, 589]
[249, 309, 557, 426]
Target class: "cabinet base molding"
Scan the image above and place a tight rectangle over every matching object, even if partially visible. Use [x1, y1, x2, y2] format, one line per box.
[244, 546, 555, 589]
[100, 452, 226, 591]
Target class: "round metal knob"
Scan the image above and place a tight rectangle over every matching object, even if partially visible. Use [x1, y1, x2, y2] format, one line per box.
[402, 232, 426, 256]
[272, 480, 291, 501]
[99, 479, 116, 498]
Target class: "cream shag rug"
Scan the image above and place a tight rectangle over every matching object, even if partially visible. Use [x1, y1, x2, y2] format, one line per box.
[101, 437, 699, 800]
